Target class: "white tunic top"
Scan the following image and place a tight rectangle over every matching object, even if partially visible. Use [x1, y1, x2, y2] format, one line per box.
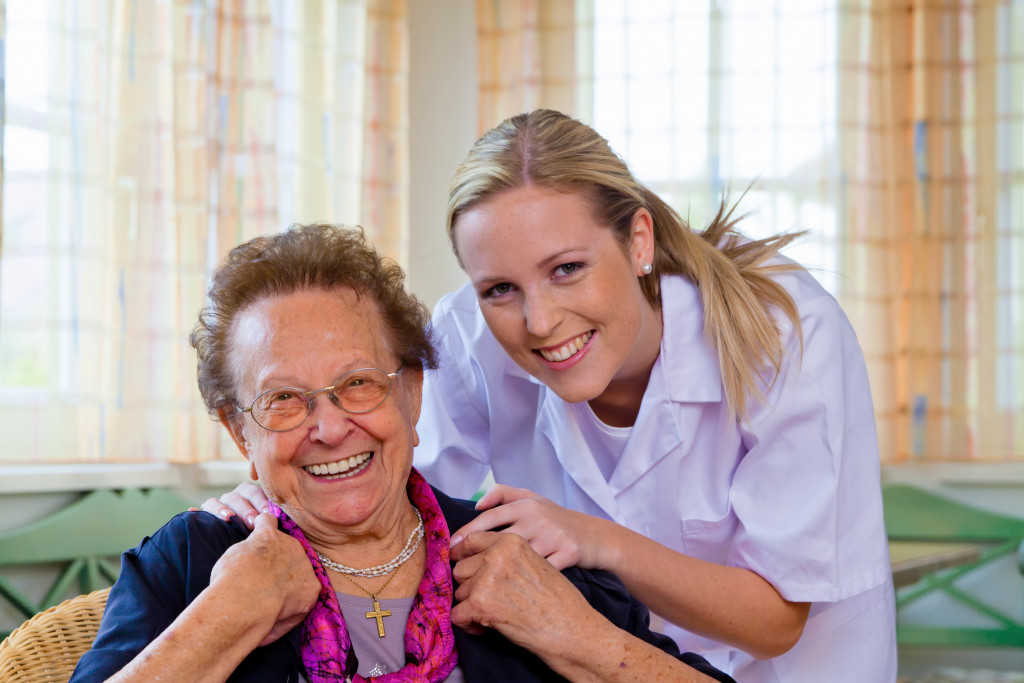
[413, 270, 897, 682]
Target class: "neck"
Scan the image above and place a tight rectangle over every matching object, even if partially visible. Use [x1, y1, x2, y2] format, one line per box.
[304, 499, 421, 570]
[587, 372, 650, 427]
[588, 300, 663, 427]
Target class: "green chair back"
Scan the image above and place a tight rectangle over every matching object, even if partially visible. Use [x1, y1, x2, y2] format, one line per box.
[883, 483, 1024, 648]
[0, 488, 190, 638]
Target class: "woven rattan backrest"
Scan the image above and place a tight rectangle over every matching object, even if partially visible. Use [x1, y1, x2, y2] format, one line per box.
[0, 588, 109, 683]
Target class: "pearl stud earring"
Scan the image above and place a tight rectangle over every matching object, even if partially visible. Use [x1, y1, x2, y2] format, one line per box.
[641, 263, 653, 275]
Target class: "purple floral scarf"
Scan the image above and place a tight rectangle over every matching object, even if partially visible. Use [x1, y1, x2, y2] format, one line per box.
[268, 468, 458, 682]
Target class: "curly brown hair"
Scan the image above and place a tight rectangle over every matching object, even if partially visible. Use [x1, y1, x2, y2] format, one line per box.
[190, 224, 437, 415]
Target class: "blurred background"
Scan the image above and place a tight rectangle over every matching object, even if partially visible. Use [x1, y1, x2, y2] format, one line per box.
[0, 0, 1022, 677]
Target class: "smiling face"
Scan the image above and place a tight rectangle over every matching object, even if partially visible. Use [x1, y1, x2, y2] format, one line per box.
[223, 287, 422, 539]
[453, 185, 663, 424]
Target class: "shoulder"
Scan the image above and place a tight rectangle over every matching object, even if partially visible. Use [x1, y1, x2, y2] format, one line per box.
[123, 511, 252, 586]
[69, 513, 256, 682]
[431, 486, 480, 530]
[146, 510, 252, 552]
[430, 282, 489, 349]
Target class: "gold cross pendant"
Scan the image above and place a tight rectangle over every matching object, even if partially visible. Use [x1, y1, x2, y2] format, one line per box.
[365, 599, 392, 638]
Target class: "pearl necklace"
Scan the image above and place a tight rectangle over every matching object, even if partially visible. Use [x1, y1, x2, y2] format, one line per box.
[316, 507, 424, 578]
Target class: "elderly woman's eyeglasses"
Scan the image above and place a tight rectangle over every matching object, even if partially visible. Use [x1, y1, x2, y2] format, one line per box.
[237, 366, 403, 432]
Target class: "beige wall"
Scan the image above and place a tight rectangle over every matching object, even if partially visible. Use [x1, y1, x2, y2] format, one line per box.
[406, 0, 475, 311]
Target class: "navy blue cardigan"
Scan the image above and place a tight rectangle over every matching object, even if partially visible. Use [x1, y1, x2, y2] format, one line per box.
[70, 487, 732, 682]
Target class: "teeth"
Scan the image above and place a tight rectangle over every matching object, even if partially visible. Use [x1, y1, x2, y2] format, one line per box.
[304, 452, 372, 479]
[539, 331, 592, 363]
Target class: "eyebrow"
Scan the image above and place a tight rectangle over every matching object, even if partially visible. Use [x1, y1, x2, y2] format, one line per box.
[473, 247, 586, 285]
[254, 360, 379, 391]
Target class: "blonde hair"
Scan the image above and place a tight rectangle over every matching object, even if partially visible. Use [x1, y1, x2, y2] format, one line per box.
[446, 109, 803, 419]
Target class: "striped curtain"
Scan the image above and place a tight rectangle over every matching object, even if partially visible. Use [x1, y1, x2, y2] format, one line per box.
[0, 0, 408, 463]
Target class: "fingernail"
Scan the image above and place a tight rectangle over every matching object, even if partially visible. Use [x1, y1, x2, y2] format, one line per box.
[246, 514, 256, 527]
[450, 534, 463, 548]
[219, 509, 233, 520]
[261, 506, 269, 514]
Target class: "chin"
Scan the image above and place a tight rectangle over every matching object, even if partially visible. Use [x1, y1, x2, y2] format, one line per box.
[546, 379, 605, 406]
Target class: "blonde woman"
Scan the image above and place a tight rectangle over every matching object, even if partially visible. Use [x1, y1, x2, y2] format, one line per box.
[209, 110, 897, 682]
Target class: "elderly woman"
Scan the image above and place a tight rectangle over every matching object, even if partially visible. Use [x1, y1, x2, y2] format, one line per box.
[70, 225, 731, 683]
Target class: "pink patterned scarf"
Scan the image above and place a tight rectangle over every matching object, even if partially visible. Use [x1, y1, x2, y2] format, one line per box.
[268, 468, 458, 682]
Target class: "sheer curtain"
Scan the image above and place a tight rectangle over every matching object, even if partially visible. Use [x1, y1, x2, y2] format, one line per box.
[484, 0, 1023, 462]
[0, 0, 409, 463]
[475, 0, 591, 131]
[841, 0, 1023, 462]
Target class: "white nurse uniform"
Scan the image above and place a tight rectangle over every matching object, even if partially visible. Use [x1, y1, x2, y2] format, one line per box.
[414, 268, 897, 682]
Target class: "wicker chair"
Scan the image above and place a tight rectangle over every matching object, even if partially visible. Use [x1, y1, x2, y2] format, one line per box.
[0, 588, 109, 683]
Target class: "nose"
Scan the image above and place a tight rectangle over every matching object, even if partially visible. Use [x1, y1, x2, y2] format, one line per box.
[522, 289, 560, 339]
[307, 391, 354, 444]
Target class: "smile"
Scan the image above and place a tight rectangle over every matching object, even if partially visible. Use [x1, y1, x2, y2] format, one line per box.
[537, 331, 593, 362]
[304, 452, 373, 479]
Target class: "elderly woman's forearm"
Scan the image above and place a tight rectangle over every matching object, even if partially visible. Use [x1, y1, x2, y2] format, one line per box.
[536, 613, 720, 683]
[104, 584, 274, 683]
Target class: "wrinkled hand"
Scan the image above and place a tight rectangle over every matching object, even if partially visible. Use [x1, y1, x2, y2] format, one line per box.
[209, 513, 320, 646]
[199, 482, 270, 529]
[450, 485, 612, 571]
[450, 531, 597, 656]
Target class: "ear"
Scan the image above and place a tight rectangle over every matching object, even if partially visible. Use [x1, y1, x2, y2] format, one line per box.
[628, 207, 655, 275]
[401, 367, 424, 439]
[218, 407, 257, 480]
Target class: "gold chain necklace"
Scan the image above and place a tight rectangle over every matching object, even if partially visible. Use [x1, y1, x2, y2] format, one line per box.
[337, 567, 401, 638]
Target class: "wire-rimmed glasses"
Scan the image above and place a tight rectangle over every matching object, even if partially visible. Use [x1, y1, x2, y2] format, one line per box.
[236, 366, 403, 432]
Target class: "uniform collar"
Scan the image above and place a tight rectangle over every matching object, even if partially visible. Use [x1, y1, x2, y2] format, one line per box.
[657, 274, 723, 404]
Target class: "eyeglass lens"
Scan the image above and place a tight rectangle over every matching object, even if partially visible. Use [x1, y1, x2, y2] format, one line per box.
[250, 368, 393, 431]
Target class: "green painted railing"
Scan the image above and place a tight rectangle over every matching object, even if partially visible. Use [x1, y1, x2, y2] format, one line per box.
[0, 488, 191, 639]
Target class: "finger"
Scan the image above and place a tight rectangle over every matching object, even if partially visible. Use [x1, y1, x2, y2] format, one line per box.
[238, 482, 271, 511]
[474, 484, 536, 511]
[450, 530, 508, 562]
[199, 497, 237, 522]
[450, 504, 530, 549]
[252, 511, 279, 534]
[220, 491, 263, 528]
[544, 549, 574, 572]
[449, 603, 485, 635]
[452, 564, 478, 597]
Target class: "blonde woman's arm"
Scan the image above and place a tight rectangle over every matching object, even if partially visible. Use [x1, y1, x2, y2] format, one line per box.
[451, 487, 808, 660]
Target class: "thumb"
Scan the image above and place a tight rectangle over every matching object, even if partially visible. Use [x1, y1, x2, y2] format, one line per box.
[253, 511, 278, 531]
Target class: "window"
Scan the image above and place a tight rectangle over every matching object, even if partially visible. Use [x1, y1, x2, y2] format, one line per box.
[0, 0, 408, 463]
[590, 0, 839, 293]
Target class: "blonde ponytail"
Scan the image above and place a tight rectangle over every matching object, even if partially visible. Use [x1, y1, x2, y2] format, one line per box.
[654, 195, 804, 418]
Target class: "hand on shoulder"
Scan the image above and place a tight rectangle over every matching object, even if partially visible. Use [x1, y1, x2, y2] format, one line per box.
[451, 484, 616, 571]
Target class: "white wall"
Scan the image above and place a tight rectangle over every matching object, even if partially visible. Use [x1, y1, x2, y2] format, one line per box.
[406, 0, 475, 311]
